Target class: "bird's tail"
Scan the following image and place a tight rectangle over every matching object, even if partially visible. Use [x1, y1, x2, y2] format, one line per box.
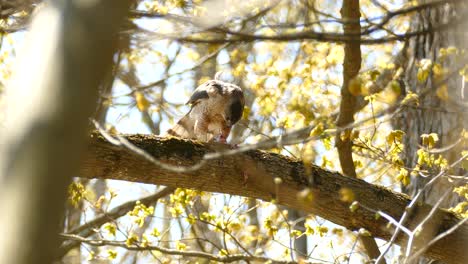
[166, 114, 195, 139]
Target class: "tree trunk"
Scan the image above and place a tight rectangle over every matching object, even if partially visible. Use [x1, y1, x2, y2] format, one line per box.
[395, 0, 467, 204]
[391, 2, 468, 261]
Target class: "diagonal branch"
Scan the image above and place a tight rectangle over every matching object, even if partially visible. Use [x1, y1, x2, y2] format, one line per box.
[79, 133, 468, 264]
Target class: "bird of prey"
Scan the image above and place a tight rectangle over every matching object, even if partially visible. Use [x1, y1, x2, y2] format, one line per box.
[166, 78, 245, 143]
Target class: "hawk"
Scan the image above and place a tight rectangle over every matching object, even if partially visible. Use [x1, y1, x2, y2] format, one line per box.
[166, 78, 245, 143]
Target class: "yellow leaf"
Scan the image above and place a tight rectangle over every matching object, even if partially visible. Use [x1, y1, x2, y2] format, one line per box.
[432, 63, 444, 77]
[358, 228, 371, 237]
[291, 229, 302, 237]
[304, 222, 314, 236]
[186, 214, 196, 225]
[316, 226, 328, 237]
[176, 241, 187, 251]
[387, 130, 405, 145]
[87, 251, 95, 261]
[297, 188, 314, 203]
[421, 133, 439, 148]
[402, 174, 410, 187]
[349, 201, 359, 213]
[125, 234, 138, 247]
[103, 223, 116, 237]
[396, 168, 410, 186]
[339, 188, 355, 203]
[151, 227, 160, 237]
[107, 249, 117, 260]
[417, 59, 432, 83]
[348, 76, 362, 96]
[446, 46, 458, 55]
[309, 123, 324, 137]
[332, 228, 343, 235]
[369, 70, 380, 81]
[227, 219, 242, 231]
[417, 69, 429, 83]
[436, 84, 449, 101]
[401, 92, 419, 106]
[135, 92, 150, 112]
[340, 130, 352, 141]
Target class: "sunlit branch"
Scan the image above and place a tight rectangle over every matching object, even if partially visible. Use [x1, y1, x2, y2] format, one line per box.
[374, 154, 468, 263]
[407, 217, 468, 263]
[168, 17, 464, 45]
[80, 131, 468, 263]
[59, 233, 302, 264]
[58, 187, 175, 257]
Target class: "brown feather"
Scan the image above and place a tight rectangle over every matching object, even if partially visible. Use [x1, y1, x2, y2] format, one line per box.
[166, 114, 196, 139]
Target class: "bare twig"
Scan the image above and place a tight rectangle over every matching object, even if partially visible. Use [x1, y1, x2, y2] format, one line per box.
[59, 233, 305, 264]
[58, 187, 175, 257]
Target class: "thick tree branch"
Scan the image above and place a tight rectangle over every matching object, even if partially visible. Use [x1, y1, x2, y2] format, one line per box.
[80, 133, 468, 264]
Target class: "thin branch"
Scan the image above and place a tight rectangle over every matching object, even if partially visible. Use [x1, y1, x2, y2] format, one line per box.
[59, 233, 304, 264]
[166, 16, 465, 45]
[58, 187, 175, 257]
[375, 154, 468, 263]
[407, 217, 468, 263]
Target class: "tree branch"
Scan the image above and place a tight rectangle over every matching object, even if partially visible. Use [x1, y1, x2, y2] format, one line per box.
[79, 133, 468, 264]
[59, 233, 302, 264]
[336, 0, 384, 262]
[58, 187, 175, 257]
[165, 16, 465, 45]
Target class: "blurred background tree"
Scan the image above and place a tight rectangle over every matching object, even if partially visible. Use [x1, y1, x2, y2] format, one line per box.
[0, 0, 467, 263]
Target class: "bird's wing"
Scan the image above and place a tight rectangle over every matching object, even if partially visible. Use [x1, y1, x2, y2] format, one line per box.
[186, 80, 227, 104]
[186, 88, 209, 105]
[166, 112, 196, 138]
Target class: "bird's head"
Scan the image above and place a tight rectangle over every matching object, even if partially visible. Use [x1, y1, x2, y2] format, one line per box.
[224, 98, 244, 127]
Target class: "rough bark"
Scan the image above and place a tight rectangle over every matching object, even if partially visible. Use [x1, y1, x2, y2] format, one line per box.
[80, 133, 468, 264]
[395, 0, 467, 206]
[391, 2, 468, 262]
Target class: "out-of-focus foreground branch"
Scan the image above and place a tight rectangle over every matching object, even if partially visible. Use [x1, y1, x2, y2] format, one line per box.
[0, 1, 129, 264]
[80, 133, 468, 264]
